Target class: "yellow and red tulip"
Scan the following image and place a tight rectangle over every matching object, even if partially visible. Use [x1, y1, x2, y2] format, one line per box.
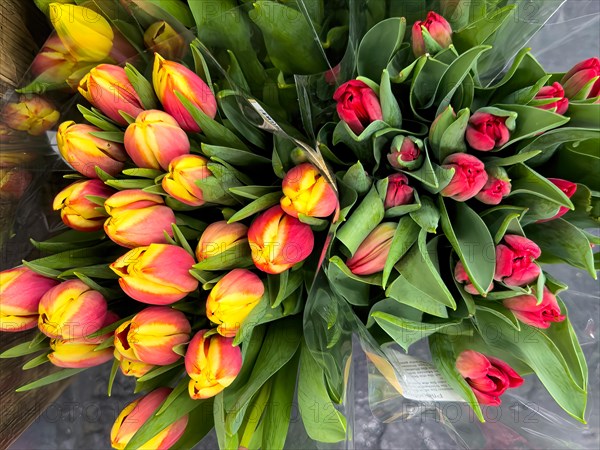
[124, 110, 190, 170]
[185, 330, 242, 399]
[57, 121, 127, 178]
[206, 269, 264, 337]
[161, 154, 211, 206]
[195, 220, 248, 262]
[0, 267, 59, 332]
[110, 387, 188, 450]
[38, 279, 108, 339]
[104, 190, 176, 248]
[78, 64, 144, 126]
[144, 21, 186, 61]
[114, 350, 154, 378]
[346, 222, 397, 276]
[248, 205, 314, 274]
[110, 244, 198, 305]
[280, 163, 337, 219]
[30, 35, 92, 87]
[1, 95, 60, 136]
[152, 53, 217, 132]
[113, 306, 191, 365]
[53, 179, 114, 232]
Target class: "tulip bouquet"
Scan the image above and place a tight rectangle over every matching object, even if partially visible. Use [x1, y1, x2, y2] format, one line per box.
[0, 0, 599, 449]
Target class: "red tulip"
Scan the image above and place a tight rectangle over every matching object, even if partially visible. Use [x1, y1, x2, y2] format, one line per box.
[456, 350, 523, 406]
[494, 235, 541, 287]
[346, 222, 396, 276]
[384, 173, 414, 209]
[333, 80, 383, 135]
[533, 82, 569, 115]
[561, 57, 600, 99]
[466, 111, 513, 151]
[387, 135, 423, 171]
[412, 11, 452, 57]
[537, 178, 577, 222]
[503, 287, 566, 329]
[440, 153, 488, 201]
[475, 166, 511, 205]
[454, 261, 494, 295]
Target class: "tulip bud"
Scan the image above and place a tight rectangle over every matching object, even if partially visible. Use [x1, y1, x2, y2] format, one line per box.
[114, 306, 191, 365]
[454, 261, 494, 295]
[532, 82, 569, 115]
[1, 95, 60, 136]
[104, 190, 176, 248]
[196, 221, 248, 261]
[537, 178, 577, 222]
[412, 11, 452, 57]
[248, 205, 314, 274]
[494, 234, 541, 287]
[333, 80, 383, 135]
[144, 21, 186, 61]
[53, 179, 114, 231]
[0, 267, 59, 332]
[49, 3, 114, 62]
[38, 279, 108, 339]
[474, 166, 511, 205]
[280, 163, 337, 218]
[114, 350, 154, 378]
[110, 244, 198, 305]
[387, 135, 424, 171]
[346, 222, 396, 276]
[206, 269, 264, 337]
[441, 153, 488, 201]
[466, 110, 516, 151]
[161, 154, 210, 206]
[456, 350, 523, 406]
[110, 387, 188, 449]
[185, 330, 242, 399]
[153, 53, 217, 132]
[0, 167, 32, 201]
[124, 110, 190, 170]
[78, 64, 144, 126]
[57, 121, 127, 178]
[561, 57, 600, 100]
[503, 287, 565, 329]
[384, 173, 414, 209]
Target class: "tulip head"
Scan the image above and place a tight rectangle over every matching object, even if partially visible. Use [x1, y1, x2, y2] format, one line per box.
[53, 179, 113, 231]
[466, 111, 515, 151]
[384, 173, 414, 209]
[206, 269, 264, 337]
[1, 95, 59, 136]
[333, 80, 383, 135]
[503, 287, 566, 329]
[152, 54, 217, 132]
[185, 330, 242, 399]
[475, 166, 511, 205]
[30, 35, 88, 86]
[114, 349, 154, 378]
[532, 82, 569, 115]
[49, 3, 114, 62]
[104, 190, 176, 248]
[144, 21, 186, 60]
[78, 64, 144, 126]
[456, 350, 523, 406]
[454, 261, 494, 296]
[111, 244, 198, 305]
[111, 387, 188, 450]
[412, 11, 453, 57]
[124, 110, 190, 170]
[161, 154, 210, 206]
[38, 279, 108, 339]
[0, 167, 32, 201]
[195, 221, 248, 261]
[387, 135, 424, 171]
[494, 234, 541, 287]
[113, 306, 191, 365]
[561, 57, 600, 99]
[280, 163, 337, 218]
[346, 222, 396, 276]
[441, 153, 488, 201]
[57, 121, 127, 178]
[0, 267, 59, 332]
[537, 178, 577, 222]
[248, 205, 315, 274]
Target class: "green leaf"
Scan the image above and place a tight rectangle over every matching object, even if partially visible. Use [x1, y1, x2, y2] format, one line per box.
[409, 195, 440, 233]
[16, 368, 86, 392]
[218, 90, 267, 149]
[26, 242, 119, 269]
[380, 70, 402, 128]
[475, 303, 520, 330]
[452, 5, 515, 52]
[170, 398, 215, 450]
[89, 131, 125, 143]
[480, 205, 527, 243]
[508, 163, 574, 209]
[105, 179, 155, 190]
[438, 107, 470, 161]
[229, 185, 280, 201]
[227, 191, 281, 223]
[58, 264, 118, 279]
[21, 261, 61, 279]
[124, 63, 158, 110]
[439, 199, 495, 295]
[326, 257, 375, 306]
[30, 229, 106, 254]
[357, 17, 406, 81]
[193, 243, 253, 271]
[382, 216, 420, 288]
[1, 339, 48, 358]
[122, 168, 163, 179]
[566, 103, 600, 129]
[77, 105, 121, 132]
[482, 150, 542, 167]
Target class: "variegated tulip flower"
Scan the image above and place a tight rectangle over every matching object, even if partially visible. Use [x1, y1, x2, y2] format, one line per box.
[161, 154, 211, 206]
[280, 163, 337, 219]
[113, 306, 191, 366]
[144, 21, 186, 60]
[53, 179, 114, 232]
[185, 330, 242, 399]
[110, 244, 198, 305]
[113, 350, 154, 378]
[1, 95, 59, 136]
[195, 221, 248, 263]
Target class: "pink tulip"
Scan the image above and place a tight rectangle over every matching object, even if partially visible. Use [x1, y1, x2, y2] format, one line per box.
[387, 135, 424, 171]
[537, 178, 577, 222]
[441, 153, 488, 201]
[533, 82, 569, 115]
[503, 287, 566, 329]
[561, 57, 600, 99]
[412, 11, 453, 57]
[494, 235, 541, 287]
[384, 173, 414, 209]
[53, 179, 114, 232]
[475, 166, 511, 205]
[346, 222, 396, 276]
[195, 221, 248, 262]
[333, 80, 383, 135]
[466, 112, 512, 151]
[161, 154, 211, 206]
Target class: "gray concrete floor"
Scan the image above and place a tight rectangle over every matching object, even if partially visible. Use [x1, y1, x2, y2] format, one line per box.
[7, 1, 600, 448]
